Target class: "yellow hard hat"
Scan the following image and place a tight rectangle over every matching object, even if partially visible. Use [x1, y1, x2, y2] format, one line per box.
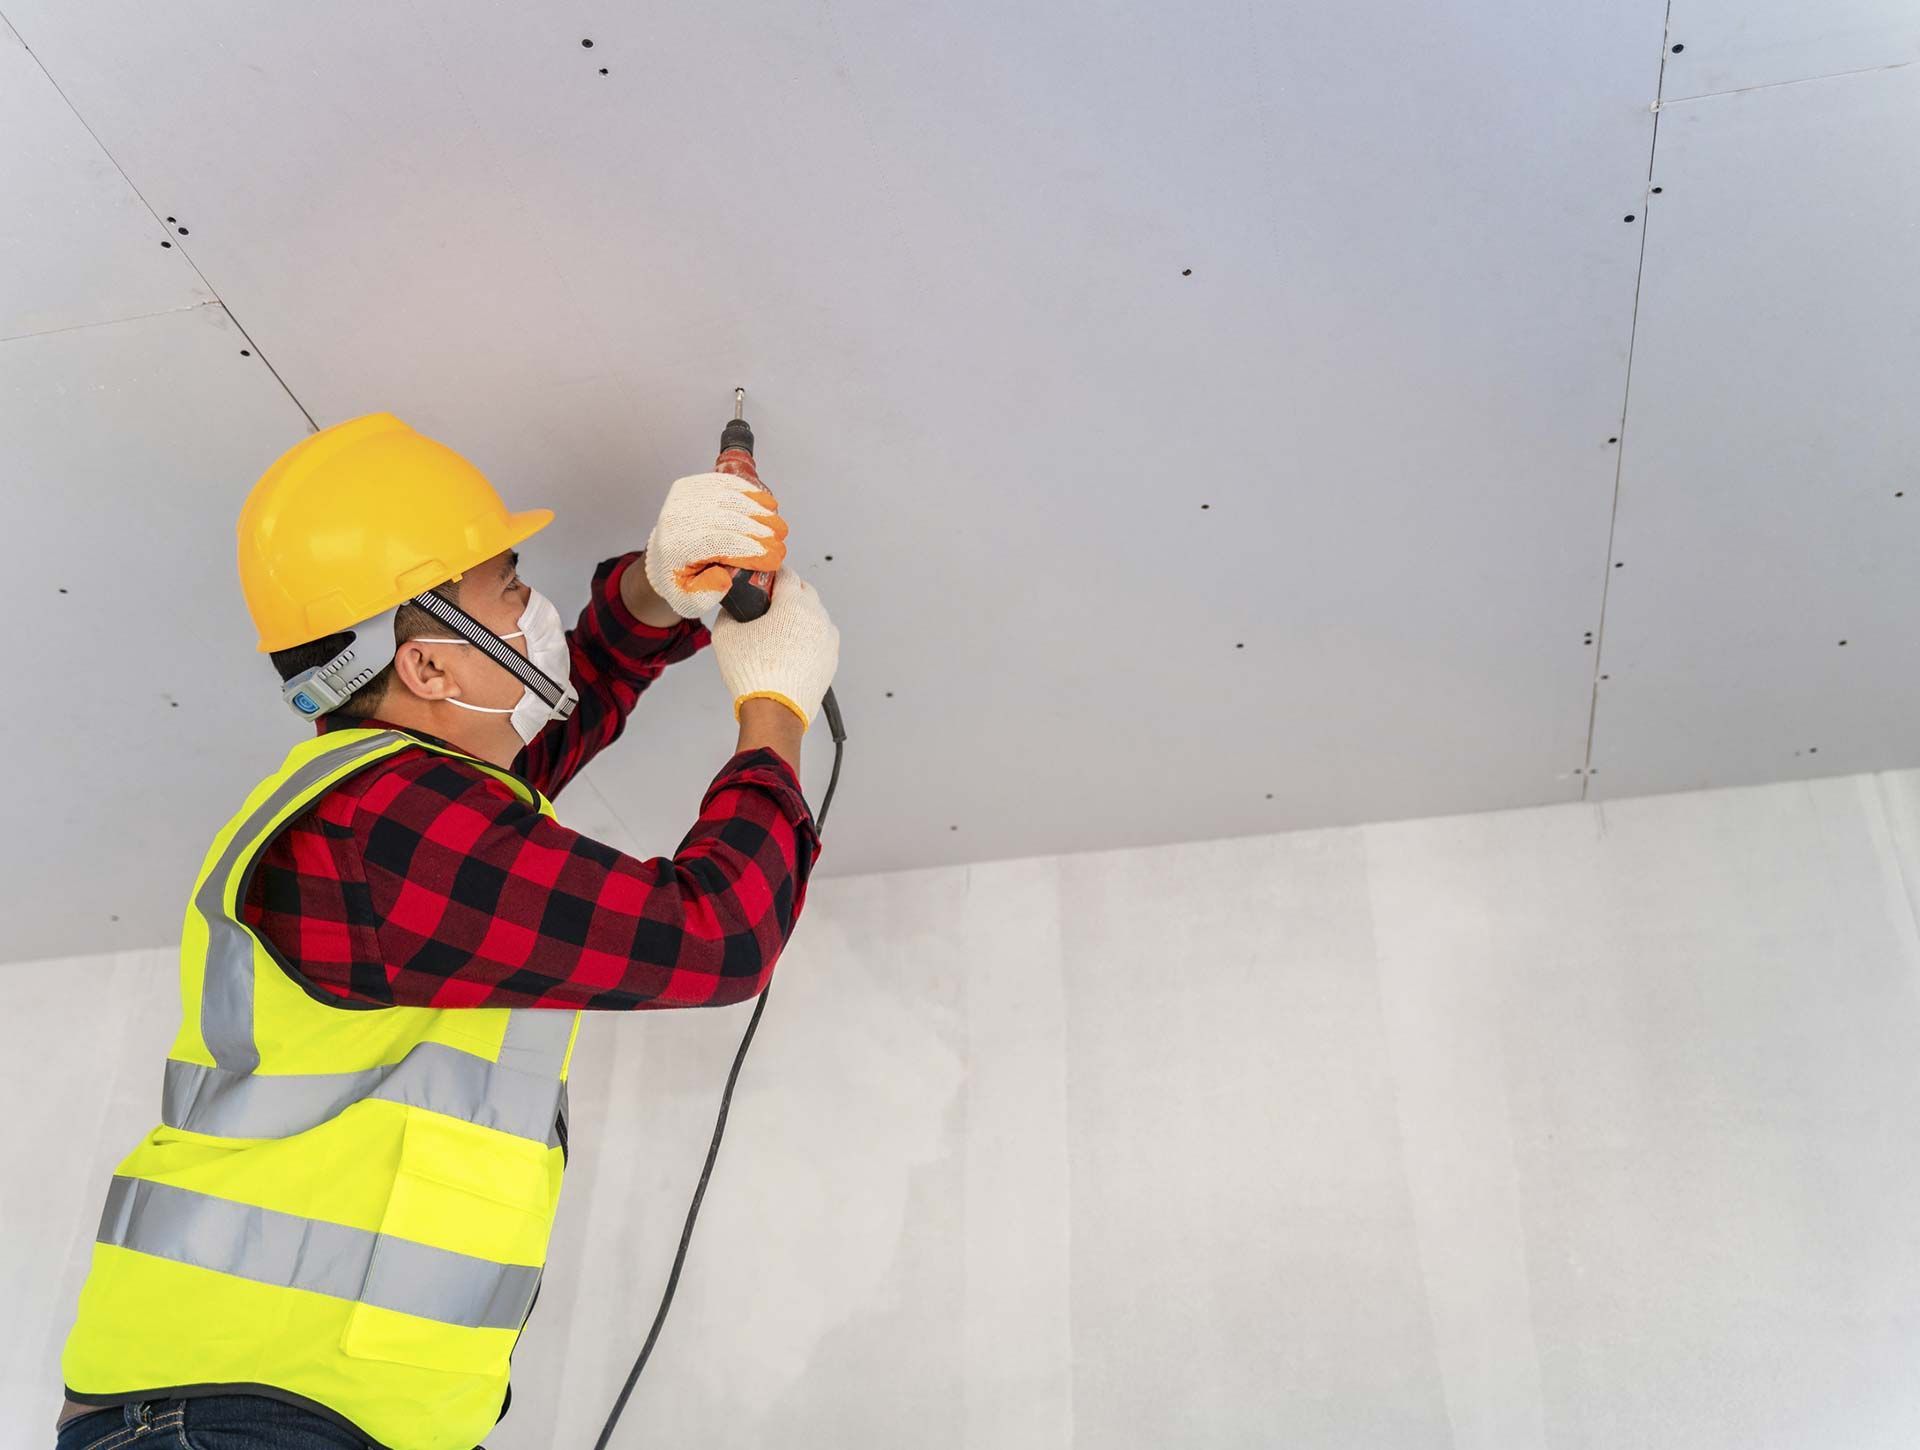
[238, 413, 552, 651]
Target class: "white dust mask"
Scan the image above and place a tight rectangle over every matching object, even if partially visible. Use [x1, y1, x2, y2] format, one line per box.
[417, 588, 575, 745]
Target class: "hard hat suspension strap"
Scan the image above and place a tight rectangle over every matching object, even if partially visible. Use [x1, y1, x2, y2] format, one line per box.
[279, 608, 400, 720]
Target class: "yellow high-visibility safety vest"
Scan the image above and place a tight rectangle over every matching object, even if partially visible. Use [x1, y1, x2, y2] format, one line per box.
[62, 728, 582, 1450]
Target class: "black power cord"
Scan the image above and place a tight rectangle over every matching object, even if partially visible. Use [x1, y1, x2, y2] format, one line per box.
[591, 686, 846, 1449]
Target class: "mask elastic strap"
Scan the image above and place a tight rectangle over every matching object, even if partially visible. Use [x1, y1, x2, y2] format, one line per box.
[405, 591, 576, 719]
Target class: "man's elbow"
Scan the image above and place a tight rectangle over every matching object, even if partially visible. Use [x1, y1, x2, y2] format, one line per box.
[703, 933, 786, 1007]
[705, 966, 773, 1008]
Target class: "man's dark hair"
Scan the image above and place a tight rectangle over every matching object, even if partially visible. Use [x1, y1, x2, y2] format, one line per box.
[267, 582, 461, 719]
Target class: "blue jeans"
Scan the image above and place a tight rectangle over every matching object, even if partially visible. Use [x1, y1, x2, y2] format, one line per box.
[55, 1393, 381, 1450]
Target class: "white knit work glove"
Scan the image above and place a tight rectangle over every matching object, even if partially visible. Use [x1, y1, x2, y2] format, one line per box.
[642, 471, 789, 618]
[711, 569, 840, 729]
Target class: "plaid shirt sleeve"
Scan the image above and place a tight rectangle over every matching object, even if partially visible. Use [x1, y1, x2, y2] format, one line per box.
[512, 552, 709, 800]
[298, 743, 820, 1011]
[250, 552, 821, 1010]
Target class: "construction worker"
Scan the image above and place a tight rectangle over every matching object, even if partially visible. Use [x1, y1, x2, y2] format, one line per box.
[53, 413, 840, 1450]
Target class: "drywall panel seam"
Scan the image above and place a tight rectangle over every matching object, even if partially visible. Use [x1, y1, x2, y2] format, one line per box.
[1582, 2, 1676, 799]
[0, 299, 217, 346]
[0, 6, 317, 431]
[1866, 773, 1920, 975]
[1663, 58, 1914, 107]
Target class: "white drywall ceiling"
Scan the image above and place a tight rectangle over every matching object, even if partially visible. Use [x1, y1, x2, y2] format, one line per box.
[2, 1, 1915, 961]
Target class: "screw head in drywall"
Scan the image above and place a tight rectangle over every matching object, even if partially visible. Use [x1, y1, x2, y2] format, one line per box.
[161, 240, 172, 248]
[1670, 42, 1684, 52]
[1623, 213, 1636, 223]
[1181, 268, 1192, 276]
[581, 37, 594, 46]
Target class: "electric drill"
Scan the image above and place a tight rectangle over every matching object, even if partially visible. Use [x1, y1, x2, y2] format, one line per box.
[712, 386, 846, 746]
[715, 388, 774, 624]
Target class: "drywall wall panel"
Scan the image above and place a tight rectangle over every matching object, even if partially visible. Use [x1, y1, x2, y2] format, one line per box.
[1662, 0, 1920, 99]
[0, 0, 1668, 895]
[1058, 829, 1452, 1445]
[1431, 777, 1920, 1446]
[1590, 64, 1920, 799]
[0, 304, 316, 962]
[0, 17, 211, 339]
[16, 770, 1920, 1446]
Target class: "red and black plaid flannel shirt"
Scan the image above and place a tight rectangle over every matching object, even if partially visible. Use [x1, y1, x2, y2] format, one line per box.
[239, 553, 821, 1012]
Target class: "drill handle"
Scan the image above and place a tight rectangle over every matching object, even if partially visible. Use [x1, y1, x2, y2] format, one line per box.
[714, 430, 774, 622]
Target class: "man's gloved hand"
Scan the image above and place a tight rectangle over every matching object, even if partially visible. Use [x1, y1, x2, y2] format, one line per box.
[643, 472, 790, 618]
[712, 569, 840, 729]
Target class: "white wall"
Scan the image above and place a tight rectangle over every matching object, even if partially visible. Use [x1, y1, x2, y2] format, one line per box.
[11, 770, 1920, 1448]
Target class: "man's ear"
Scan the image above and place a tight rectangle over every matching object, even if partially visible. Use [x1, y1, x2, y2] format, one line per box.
[390, 640, 460, 702]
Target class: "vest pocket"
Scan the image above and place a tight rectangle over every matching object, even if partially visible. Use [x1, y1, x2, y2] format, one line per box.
[339, 1107, 553, 1373]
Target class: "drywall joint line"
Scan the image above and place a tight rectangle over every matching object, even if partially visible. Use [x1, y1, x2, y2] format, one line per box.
[1580, 0, 1674, 801]
[0, 300, 220, 346]
[0, 6, 318, 432]
[1868, 774, 1920, 972]
[1662, 58, 1913, 107]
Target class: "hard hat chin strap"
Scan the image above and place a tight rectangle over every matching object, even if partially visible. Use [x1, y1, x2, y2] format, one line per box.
[279, 592, 575, 723]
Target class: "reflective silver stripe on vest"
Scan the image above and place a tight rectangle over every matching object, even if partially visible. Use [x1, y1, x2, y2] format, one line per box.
[497, 1008, 574, 1076]
[197, 732, 404, 1073]
[97, 1175, 540, 1331]
[163, 1042, 567, 1146]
